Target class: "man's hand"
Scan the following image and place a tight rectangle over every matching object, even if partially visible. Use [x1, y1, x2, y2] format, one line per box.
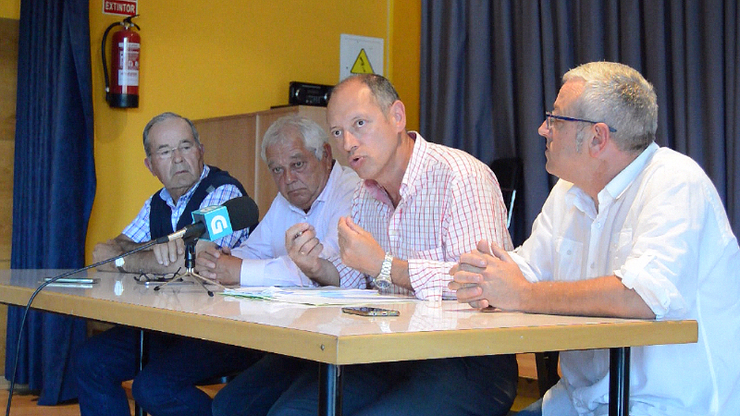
[152, 239, 185, 267]
[195, 246, 241, 285]
[285, 223, 324, 277]
[449, 240, 530, 310]
[337, 217, 385, 276]
[92, 239, 124, 272]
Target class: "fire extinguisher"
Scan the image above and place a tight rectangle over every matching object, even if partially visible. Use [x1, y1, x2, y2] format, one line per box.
[102, 15, 141, 108]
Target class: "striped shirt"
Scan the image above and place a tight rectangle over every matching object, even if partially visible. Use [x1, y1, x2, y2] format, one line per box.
[122, 165, 248, 249]
[336, 133, 513, 300]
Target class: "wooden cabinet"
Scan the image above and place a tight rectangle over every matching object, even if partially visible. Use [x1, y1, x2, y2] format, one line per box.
[194, 105, 345, 220]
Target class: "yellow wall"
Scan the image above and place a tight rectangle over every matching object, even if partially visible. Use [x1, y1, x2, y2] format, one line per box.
[390, 0, 421, 132]
[86, 0, 421, 259]
[0, 2, 19, 20]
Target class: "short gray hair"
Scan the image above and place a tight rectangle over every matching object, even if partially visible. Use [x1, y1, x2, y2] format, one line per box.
[260, 115, 329, 162]
[142, 112, 200, 156]
[564, 62, 658, 153]
[331, 74, 400, 116]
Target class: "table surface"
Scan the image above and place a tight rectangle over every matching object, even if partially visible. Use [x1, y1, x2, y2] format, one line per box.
[0, 269, 698, 365]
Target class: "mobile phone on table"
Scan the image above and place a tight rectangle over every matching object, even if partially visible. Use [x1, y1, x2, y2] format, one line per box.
[341, 307, 400, 317]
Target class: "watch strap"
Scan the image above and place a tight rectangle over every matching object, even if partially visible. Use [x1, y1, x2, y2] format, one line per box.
[375, 252, 393, 289]
[115, 257, 127, 274]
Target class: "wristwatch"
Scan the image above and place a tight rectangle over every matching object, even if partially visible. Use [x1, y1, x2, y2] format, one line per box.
[114, 257, 127, 274]
[374, 253, 393, 290]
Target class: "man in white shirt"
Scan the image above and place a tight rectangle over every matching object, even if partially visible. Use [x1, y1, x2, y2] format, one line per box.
[195, 114, 361, 416]
[195, 114, 359, 287]
[451, 61, 740, 416]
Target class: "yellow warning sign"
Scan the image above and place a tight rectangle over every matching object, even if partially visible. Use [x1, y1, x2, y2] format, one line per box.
[351, 49, 375, 74]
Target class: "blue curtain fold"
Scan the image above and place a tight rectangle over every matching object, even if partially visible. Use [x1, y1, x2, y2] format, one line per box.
[420, 0, 740, 245]
[6, 0, 95, 405]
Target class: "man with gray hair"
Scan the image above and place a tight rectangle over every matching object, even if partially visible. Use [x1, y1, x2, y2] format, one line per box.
[195, 114, 360, 416]
[451, 61, 740, 415]
[92, 111, 255, 272]
[196, 114, 359, 286]
[76, 112, 260, 416]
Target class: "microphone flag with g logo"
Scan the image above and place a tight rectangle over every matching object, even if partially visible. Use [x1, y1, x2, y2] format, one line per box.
[191, 205, 233, 241]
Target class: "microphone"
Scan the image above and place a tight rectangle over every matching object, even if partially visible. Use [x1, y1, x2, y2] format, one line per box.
[155, 196, 259, 244]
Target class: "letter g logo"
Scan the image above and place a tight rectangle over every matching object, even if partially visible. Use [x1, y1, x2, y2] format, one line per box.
[210, 215, 228, 234]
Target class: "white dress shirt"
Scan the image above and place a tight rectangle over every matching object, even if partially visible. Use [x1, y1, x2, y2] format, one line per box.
[511, 143, 740, 416]
[230, 162, 360, 287]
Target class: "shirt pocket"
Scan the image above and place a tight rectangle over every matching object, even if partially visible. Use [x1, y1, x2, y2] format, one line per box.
[612, 228, 633, 269]
[554, 237, 583, 281]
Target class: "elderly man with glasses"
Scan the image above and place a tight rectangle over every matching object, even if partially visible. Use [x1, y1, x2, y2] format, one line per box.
[74, 112, 261, 416]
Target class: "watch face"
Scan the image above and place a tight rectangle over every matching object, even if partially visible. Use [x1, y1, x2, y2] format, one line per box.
[375, 278, 392, 290]
[115, 257, 124, 267]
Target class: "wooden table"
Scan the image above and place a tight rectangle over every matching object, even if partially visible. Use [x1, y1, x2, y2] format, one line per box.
[0, 269, 697, 416]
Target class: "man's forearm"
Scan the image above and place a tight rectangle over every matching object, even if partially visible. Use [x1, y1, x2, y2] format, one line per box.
[519, 275, 655, 319]
[94, 238, 183, 274]
[305, 259, 340, 287]
[118, 250, 184, 274]
[389, 258, 411, 290]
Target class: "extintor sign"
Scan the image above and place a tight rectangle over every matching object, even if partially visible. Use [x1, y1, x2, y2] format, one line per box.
[103, 0, 138, 17]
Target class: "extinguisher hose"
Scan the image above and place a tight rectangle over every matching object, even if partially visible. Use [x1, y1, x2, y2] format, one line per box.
[101, 21, 123, 97]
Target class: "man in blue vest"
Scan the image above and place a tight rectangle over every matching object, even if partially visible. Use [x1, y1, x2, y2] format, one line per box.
[74, 112, 261, 416]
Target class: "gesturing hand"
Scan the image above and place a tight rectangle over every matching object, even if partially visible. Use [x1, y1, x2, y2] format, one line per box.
[337, 217, 385, 276]
[285, 223, 324, 277]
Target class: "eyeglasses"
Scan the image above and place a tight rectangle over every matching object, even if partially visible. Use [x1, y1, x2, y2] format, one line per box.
[134, 268, 183, 284]
[545, 112, 617, 133]
[151, 143, 198, 161]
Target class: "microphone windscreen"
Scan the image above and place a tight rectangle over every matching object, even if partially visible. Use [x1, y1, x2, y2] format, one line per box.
[224, 195, 259, 231]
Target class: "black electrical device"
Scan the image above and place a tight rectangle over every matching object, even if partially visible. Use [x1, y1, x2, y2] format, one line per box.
[289, 81, 333, 107]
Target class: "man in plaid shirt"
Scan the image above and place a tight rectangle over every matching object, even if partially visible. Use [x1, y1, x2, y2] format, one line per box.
[92, 112, 254, 274]
[265, 75, 519, 416]
[76, 112, 261, 416]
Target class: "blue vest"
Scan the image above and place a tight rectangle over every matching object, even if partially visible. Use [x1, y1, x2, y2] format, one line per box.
[149, 165, 248, 240]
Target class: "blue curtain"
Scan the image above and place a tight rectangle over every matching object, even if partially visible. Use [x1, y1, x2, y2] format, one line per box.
[420, 0, 740, 246]
[5, 0, 95, 405]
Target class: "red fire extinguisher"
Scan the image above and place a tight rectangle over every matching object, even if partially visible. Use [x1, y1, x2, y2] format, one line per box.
[102, 15, 141, 108]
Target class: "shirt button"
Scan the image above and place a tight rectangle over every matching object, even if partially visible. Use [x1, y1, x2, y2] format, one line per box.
[590, 263, 595, 269]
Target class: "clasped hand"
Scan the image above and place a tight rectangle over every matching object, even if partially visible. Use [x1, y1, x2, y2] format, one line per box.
[448, 240, 528, 310]
[195, 246, 240, 285]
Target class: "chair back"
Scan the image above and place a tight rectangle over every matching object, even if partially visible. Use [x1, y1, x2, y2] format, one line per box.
[489, 157, 523, 229]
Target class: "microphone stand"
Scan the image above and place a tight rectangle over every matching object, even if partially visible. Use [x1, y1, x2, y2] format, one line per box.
[153, 237, 227, 297]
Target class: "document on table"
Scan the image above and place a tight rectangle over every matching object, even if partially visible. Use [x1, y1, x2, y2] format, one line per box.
[222, 286, 418, 306]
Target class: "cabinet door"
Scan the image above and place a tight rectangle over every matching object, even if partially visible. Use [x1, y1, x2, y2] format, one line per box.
[194, 114, 259, 212]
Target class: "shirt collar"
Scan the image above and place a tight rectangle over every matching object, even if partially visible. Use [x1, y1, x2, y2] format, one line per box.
[400, 131, 426, 198]
[363, 131, 424, 206]
[600, 142, 659, 202]
[285, 161, 341, 215]
[159, 165, 210, 208]
[565, 142, 659, 217]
